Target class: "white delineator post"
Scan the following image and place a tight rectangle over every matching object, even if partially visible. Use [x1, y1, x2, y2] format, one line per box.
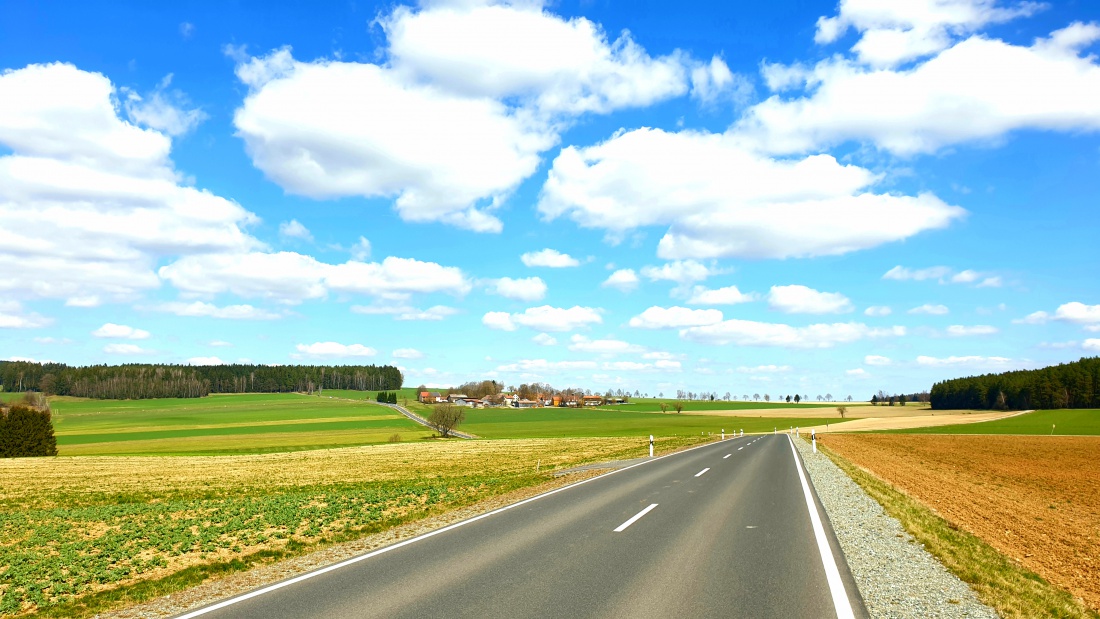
[722, 429, 725, 440]
[649, 434, 654, 458]
[812, 429, 817, 454]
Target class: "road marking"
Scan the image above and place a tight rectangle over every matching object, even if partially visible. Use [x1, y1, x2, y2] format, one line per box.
[173, 435, 728, 618]
[738, 447, 743, 450]
[695, 467, 710, 477]
[614, 504, 659, 532]
[723, 454, 731, 459]
[786, 435, 856, 619]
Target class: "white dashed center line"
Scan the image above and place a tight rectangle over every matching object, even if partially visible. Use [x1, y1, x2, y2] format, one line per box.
[614, 504, 659, 532]
[695, 467, 710, 477]
[723, 454, 731, 459]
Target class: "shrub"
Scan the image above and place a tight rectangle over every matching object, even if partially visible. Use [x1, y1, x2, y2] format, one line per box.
[0, 403, 58, 457]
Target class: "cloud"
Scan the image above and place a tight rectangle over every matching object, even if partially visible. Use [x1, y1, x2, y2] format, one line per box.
[884, 265, 1000, 286]
[736, 364, 791, 373]
[392, 348, 424, 359]
[294, 342, 378, 358]
[767, 285, 853, 314]
[1015, 303, 1100, 333]
[864, 355, 892, 366]
[538, 128, 964, 260]
[602, 269, 640, 292]
[739, 21, 1100, 155]
[846, 368, 869, 377]
[350, 237, 371, 261]
[628, 306, 723, 329]
[864, 305, 892, 316]
[567, 334, 644, 355]
[492, 276, 547, 301]
[640, 260, 716, 284]
[483, 305, 602, 332]
[0, 302, 52, 329]
[916, 355, 1020, 369]
[150, 301, 281, 320]
[0, 63, 262, 305]
[122, 73, 207, 137]
[602, 360, 682, 372]
[680, 319, 905, 348]
[642, 351, 680, 361]
[231, 3, 722, 234]
[92, 323, 151, 340]
[104, 343, 151, 355]
[814, 0, 1045, 67]
[945, 324, 998, 336]
[159, 253, 470, 304]
[179, 22, 195, 39]
[883, 265, 953, 281]
[209, 340, 232, 347]
[188, 356, 226, 366]
[532, 333, 557, 346]
[909, 303, 950, 315]
[352, 304, 459, 321]
[521, 248, 580, 268]
[278, 219, 313, 242]
[496, 359, 599, 373]
[687, 285, 757, 306]
[1084, 339, 1100, 352]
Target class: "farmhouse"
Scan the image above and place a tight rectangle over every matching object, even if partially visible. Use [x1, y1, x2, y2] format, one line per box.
[582, 395, 603, 407]
[418, 391, 442, 404]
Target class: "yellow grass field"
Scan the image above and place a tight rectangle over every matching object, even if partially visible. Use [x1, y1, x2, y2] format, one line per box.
[0, 435, 707, 616]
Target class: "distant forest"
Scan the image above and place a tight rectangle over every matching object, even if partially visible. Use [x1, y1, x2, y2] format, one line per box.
[0, 361, 403, 400]
[930, 356, 1100, 410]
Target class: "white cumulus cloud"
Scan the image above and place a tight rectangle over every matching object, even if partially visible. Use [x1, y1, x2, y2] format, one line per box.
[295, 342, 378, 358]
[568, 334, 644, 355]
[909, 303, 950, 315]
[188, 356, 226, 366]
[628, 306, 724, 329]
[392, 348, 424, 359]
[687, 285, 757, 306]
[150, 301, 281, 320]
[492, 276, 547, 301]
[92, 323, 151, 340]
[483, 305, 602, 332]
[767, 285, 854, 314]
[538, 128, 964, 260]
[279, 219, 313, 241]
[602, 269, 640, 292]
[864, 305, 893, 316]
[104, 343, 151, 355]
[946, 324, 998, 336]
[521, 248, 580, 268]
[681, 320, 905, 348]
[864, 355, 892, 366]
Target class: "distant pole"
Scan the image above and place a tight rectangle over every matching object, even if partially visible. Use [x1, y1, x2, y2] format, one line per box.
[649, 434, 654, 458]
[1051, 424, 1055, 436]
[722, 429, 725, 440]
[812, 429, 816, 454]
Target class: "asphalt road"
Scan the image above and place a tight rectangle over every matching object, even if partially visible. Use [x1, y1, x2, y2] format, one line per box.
[177, 435, 866, 619]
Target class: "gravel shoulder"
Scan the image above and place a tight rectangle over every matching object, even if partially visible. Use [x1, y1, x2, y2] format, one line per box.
[793, 436, 1000, 618]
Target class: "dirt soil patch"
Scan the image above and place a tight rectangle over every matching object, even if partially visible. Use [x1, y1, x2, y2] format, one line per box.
[824, 434, 1100, 611]
[798, 409, 1025, 432]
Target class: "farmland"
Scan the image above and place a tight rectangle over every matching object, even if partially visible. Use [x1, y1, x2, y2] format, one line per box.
[890, 408, 1100, 435]
[0, 435, 712, 616]
[823, 434, 1100, 614]
[46, 393, 431, 456]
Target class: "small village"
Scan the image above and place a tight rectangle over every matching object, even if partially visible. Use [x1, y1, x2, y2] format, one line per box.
[418, 390, 629, 409]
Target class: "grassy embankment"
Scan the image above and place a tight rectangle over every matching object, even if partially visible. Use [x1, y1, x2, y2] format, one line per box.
[888, 408, 1100, 435]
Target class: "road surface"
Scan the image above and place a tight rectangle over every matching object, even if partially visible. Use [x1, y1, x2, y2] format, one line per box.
[176, 435, 866, 619]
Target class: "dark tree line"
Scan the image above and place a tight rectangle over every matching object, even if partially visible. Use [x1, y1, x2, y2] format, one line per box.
[0, 361, 403, 400]
[930, 356, 1100, 410]
[1, 393, 57, 457]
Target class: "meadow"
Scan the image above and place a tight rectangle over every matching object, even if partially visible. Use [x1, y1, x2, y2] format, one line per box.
[46, 393, 431, 456]
[593, 397, 835, 412]
[0, 435, 711, 616]
[889, 409, 1100, 435]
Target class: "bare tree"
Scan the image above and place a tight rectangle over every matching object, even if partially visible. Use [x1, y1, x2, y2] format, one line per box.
[674, 402, 684, 414]
[825, 393, 833, 401]
[753, 393, 760, 401]
[660, 403, 668, 413]
[836, 405, 847, 418]
[764, 394, 770, 402]
[428, 404, 466, 438]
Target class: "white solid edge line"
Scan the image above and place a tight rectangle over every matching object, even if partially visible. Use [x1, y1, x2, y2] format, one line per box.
[786, 435, 855, 619]
[173, 437, 739, 619]
[694, 467, 710, 477]
[614, 503, 659, 532]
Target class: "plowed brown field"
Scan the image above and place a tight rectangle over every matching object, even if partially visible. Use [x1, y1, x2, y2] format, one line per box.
[824, 434, 1100, 611]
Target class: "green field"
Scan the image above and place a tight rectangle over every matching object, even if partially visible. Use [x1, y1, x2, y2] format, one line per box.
[890, 409, 1100, 435]
[591, 398, 833, 413]
[46, 392, 431, 456]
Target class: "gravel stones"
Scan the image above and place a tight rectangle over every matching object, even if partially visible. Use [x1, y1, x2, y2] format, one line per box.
[793, 437, 999, 619]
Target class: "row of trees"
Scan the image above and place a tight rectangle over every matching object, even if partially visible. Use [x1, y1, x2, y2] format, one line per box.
[1, 393, 57, 457]
[375, 391, 399, 404]
[930, 357, 1100, 410]
[0, 361, 403, 400]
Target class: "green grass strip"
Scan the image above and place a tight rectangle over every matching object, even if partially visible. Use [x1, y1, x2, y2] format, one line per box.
[816, 442, 1098, 618]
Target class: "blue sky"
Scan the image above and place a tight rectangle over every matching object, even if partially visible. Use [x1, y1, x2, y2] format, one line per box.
[2, 0, 1099, 398]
